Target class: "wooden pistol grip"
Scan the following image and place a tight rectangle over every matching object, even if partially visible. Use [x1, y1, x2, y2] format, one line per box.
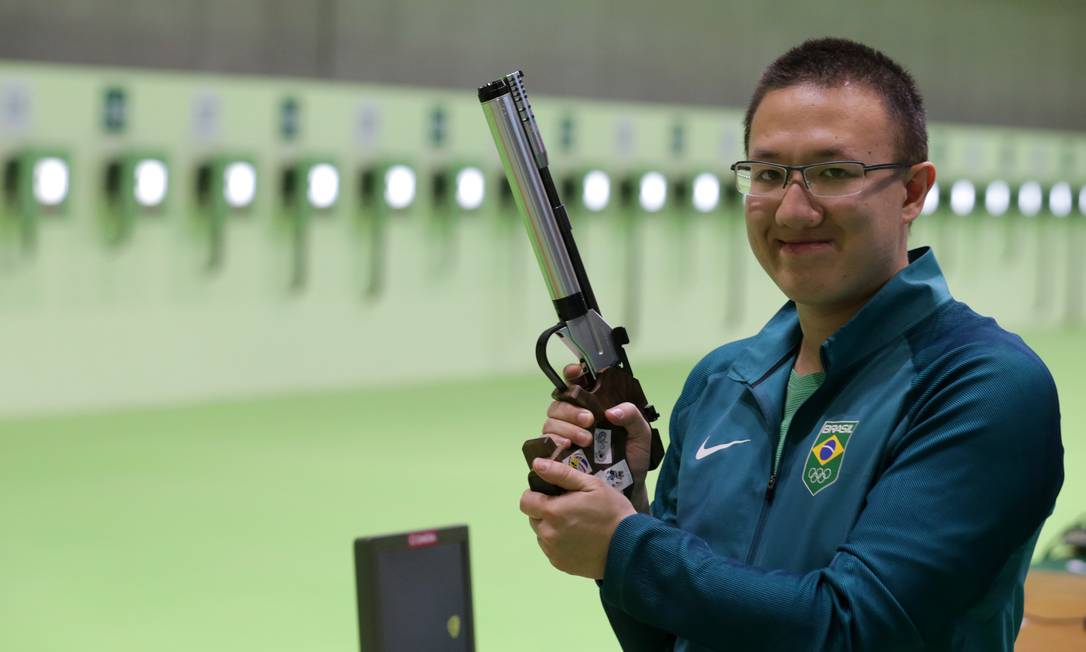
[524, 426, 633, 497]
[552, 366, 665, 471]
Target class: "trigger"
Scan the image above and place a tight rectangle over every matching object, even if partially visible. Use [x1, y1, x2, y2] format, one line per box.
[576, 359, 593, 387]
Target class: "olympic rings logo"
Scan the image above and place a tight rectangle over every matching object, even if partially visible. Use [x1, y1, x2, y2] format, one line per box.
[807, 467, 833, 484]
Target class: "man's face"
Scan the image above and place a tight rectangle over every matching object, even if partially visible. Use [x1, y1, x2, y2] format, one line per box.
[745, 82, 926, 313]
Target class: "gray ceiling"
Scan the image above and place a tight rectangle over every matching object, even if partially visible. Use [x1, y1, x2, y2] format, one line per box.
[0, 0, 1082, 131]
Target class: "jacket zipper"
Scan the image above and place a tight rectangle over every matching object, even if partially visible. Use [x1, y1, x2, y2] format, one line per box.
[742, 383, 782, 566]
[741, 360, 814, 566]
[743, 381, 825, 564]
[744, 470, 777, 565]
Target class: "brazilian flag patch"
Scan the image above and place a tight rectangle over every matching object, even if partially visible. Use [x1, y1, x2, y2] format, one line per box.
[802, 420, 859, 496]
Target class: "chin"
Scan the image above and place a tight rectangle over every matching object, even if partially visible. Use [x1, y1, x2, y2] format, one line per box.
[776, 275, 831, 304]
[779, 281, 853, 308]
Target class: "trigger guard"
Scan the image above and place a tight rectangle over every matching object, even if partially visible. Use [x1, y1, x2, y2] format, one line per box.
[535, 322, 569, 392]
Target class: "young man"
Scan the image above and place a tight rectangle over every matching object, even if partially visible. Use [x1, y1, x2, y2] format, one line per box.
[519, 38, 1064, 651]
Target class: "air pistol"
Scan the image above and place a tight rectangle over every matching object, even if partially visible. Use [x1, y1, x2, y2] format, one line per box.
[478, 71, 664, 498]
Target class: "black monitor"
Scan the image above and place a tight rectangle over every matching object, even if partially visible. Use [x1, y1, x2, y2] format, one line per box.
[353, 525, 475, 652]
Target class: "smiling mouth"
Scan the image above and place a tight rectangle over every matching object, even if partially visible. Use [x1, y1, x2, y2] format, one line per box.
[777, 239, 833, 255]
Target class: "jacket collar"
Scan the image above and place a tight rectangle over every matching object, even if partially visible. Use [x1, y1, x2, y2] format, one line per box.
[728, 247, 952, 385]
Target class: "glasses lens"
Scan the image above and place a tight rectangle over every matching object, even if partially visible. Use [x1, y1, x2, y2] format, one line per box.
[734, 164, 752, 194]
[805, 162, 865, 197]
[735, 162, 785, 196]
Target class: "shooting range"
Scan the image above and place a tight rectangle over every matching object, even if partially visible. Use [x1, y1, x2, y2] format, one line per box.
[1, 1, 1084, 650]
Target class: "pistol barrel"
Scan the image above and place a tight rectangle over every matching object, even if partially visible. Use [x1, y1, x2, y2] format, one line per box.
[479, 75, 584, 311]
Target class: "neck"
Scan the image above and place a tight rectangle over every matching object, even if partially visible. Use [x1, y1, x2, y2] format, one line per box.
[792, 300, 867, 375]
[793, 254, 911, 374]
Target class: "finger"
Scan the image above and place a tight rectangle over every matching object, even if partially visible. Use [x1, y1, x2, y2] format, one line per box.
[604, 402, 650, 437]
[547, 400, 594, 428]
[542, 417, 593, 448]
[562, 363, 584, 382]
[532, 457, 595, 492]
[519, 489, 548, 519]
[543, 433, 572, 451]
[528, 517, 542, 535]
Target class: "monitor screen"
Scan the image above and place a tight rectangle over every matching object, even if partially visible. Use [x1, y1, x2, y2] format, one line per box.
[354, 525, 474, 652]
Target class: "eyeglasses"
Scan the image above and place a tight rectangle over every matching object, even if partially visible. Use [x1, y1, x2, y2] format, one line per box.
[730, 160, 915, 198]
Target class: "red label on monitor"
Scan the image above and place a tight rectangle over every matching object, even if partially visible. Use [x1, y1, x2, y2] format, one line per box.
[407, 531, 438, 548]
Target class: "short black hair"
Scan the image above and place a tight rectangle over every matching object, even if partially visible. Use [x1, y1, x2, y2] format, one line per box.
[743, 38, 928, 164]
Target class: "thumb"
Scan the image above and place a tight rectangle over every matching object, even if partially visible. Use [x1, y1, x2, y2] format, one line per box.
[533, 457, 596, 492]
[604, 403, 649, 434]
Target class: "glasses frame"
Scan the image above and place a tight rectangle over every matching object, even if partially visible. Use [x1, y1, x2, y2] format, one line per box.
[729, 159, 916, 198]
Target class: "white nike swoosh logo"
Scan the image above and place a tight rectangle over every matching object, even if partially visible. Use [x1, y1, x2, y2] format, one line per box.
[695, 436, 752, 460]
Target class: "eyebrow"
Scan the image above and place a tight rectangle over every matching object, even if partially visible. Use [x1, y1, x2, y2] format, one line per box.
[749, 147, 854, 161]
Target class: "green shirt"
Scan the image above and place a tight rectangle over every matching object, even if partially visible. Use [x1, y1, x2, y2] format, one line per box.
[774, 368, 825, 475]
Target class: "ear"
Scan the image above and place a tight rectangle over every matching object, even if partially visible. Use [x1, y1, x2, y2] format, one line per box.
[901, 162, 936, 226]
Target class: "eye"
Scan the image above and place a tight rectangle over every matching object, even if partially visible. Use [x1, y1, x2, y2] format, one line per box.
[816, 165, 861, 180]
[753, 167, 784, 183]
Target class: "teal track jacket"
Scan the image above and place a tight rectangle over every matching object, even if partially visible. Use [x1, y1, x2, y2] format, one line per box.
[599, 248, 1063, 651]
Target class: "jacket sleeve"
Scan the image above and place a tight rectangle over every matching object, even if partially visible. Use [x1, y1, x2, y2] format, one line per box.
[598, 355, 717, 650]
[598, 349, 1063, 651]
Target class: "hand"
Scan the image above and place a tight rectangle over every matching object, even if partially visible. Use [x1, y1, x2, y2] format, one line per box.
[540, 363, 655, 483]
[519, 456, 637, 579]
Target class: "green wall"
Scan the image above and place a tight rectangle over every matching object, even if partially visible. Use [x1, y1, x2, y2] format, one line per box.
[0, 61, 1083, 417]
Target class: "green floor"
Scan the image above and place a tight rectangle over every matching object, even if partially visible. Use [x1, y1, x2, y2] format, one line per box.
[1, 331, 1082, 651]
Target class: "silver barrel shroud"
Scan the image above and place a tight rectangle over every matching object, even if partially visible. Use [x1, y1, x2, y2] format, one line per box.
[479, 72, 620, 377]
[479, 77, 581, 304]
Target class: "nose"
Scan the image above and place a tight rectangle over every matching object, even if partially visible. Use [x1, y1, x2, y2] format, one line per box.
[775, 171, 823, 228]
